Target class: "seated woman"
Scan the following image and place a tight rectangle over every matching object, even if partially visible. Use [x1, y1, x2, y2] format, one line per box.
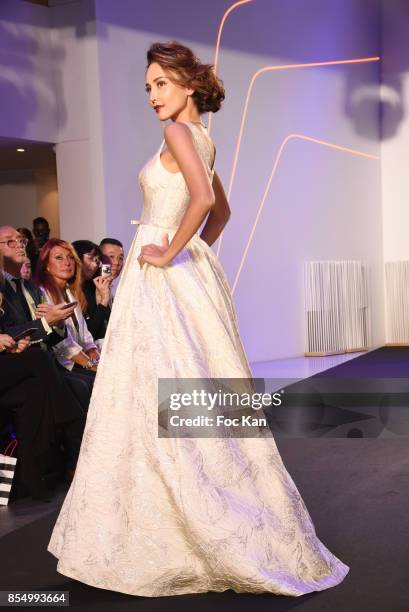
[72, 240, 112, 351]
[17, 227, 38, 271]
[20, 257, 32, 281]
[34, 239, 100, 391]
[0, 255, 85, 501]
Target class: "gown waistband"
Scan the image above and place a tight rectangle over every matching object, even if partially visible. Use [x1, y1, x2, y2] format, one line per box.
[130, 219, 179, 231]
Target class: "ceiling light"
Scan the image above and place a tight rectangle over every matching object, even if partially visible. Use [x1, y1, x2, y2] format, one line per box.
[17, 148, 25, 153]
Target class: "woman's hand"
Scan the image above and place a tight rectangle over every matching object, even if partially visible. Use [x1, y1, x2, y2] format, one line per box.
[93, 276, 112, 306]
[86, 348, 100, 363]
[0, 334, 16, 353]
[72, 350, 99, 373]
[35, 302, 76, 325]
[14, 338, 31, 353]
[138, 234, 170, 269]
[0, 334, 30, 353]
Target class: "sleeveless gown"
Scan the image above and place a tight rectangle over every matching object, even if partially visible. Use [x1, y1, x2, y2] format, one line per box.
[48, 121, 349, 597]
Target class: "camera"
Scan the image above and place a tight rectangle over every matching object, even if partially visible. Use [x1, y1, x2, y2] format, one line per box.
[101, 263, 112, 278]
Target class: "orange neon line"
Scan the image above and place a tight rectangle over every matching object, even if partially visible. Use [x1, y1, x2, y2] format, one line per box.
[208, 0, 254, 135]
[216, 55, 381, 258]
[230, 133, 380, 295]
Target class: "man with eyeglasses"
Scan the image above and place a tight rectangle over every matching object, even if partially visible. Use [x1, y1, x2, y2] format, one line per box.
[0, 226, 89, 498]
[0, 227, 75, 343]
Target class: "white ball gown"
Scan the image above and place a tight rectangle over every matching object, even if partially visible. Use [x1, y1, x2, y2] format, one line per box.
[48, 121, 349, 597]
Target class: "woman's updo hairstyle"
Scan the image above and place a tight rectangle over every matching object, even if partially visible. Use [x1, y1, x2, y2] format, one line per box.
[147, 41, 225, 114]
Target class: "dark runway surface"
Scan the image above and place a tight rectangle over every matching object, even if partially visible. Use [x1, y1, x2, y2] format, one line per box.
[317, 346, 409, 378]
[1, 348, 409, 611]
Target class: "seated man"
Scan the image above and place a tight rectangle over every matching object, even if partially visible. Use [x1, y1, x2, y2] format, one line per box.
[99, 237, 125, 296]
[0, 225, 91, 413]
[0, 329, 85, 501]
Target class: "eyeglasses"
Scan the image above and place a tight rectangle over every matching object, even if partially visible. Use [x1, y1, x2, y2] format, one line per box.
[0, 238, 29, 249]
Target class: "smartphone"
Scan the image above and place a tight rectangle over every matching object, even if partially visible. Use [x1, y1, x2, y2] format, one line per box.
[101, 263, 112, 278]
[61, 301, 78, 310]
[12, 327, 38, 342]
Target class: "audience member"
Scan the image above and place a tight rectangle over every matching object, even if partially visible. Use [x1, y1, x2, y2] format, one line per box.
[0, 251, 86, 501]
[0, 226, 92, 414]
[17, 227, 38, 271]
[99, 238, 124, 289]
[32, 216, 50, 250]
[20, 257, 32, 281]
[74, 241, 101, 279]
[0, 226, 74, 346]
[72, 240, 112, 348]
[35, 239, 100, 392]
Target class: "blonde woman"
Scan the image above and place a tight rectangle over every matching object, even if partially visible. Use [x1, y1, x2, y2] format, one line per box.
[34, 239, 100, 378]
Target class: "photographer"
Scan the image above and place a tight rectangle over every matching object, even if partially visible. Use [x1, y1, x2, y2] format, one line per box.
[72, 240, 112, 349]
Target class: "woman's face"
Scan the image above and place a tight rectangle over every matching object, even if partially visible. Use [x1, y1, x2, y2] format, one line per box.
[20, 258, 31, 280]
[47, 246, 76, 283]
[82, 250, 100, 280]
[145, 62, 194, 122]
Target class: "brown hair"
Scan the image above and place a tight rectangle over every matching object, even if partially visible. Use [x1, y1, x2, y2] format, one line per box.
[34, 239, 87, 312]
[17, 227, 36, 262]
[147, 41, 225, 114]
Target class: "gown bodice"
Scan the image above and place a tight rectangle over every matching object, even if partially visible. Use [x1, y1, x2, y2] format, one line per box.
[138, 121, 216, 230]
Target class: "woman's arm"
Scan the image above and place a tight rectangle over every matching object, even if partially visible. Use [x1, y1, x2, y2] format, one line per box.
[200, 171, 230, 246]
[85, 303, 109, 339]
[67, 288, 98, 354]
[54, 332, 97, 371]
[71, 350, 98, 372]
[79, 311, 98, 353]
[140, 122, 215, 268]
[82, 278, 109, 339]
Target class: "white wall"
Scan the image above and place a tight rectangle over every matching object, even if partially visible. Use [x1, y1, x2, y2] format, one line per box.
[381, 0, 409, 262]
[36, 171, 60, 238]
[0, 171, 60, 237]
[0, 0, 107, 243]
[50, 0, 107, 242]
[0, 0, 57, 142]
[0, 175, 38, 229]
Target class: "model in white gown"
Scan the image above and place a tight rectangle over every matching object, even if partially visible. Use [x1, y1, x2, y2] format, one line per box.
[48, 121, 349, 597]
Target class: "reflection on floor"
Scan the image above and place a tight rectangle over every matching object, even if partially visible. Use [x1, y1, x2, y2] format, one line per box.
[0, 349, 371, 538]
[0, 488, 67, 538]
[251, 350, 368, 378]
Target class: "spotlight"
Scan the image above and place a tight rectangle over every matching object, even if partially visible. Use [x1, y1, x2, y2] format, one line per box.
[17, 148, 25, 153]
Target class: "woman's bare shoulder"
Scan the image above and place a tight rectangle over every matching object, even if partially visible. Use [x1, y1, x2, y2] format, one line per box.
[164, 121, 192, 141]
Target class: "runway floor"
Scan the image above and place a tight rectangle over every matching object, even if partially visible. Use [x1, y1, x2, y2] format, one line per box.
[1, 348, 408, 611]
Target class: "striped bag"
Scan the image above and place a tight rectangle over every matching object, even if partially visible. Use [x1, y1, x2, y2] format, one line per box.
[0, 440, 18, 506]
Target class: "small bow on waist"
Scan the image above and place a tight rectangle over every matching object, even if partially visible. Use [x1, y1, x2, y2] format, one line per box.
[130, 219, 178, 231]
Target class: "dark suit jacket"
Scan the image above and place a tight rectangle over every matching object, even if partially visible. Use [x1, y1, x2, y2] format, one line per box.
[83, 279, 111, 341]
[1, 278, 65, 346]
